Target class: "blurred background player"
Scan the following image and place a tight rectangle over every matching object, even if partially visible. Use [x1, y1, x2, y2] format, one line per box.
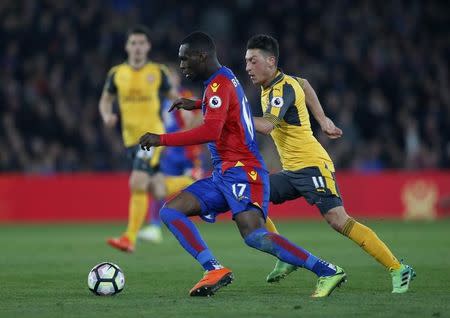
[99, 25, 177, 252]
[245, 34, 415, 293]
[138, 66, 205, 243]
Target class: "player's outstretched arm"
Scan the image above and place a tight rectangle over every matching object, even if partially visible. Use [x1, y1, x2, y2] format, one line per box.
[99, 91, 118, 128]
[301, 78, 343, 139]
[168, 98, 202, 112]
[140, 117, 225, 150]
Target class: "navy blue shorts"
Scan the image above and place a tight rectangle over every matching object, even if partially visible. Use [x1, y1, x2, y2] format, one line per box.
[184, 166, 269, 223]
[270, 166, 343, 215]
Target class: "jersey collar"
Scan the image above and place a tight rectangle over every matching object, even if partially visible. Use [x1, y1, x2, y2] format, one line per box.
[204, 66, 225, 86]
[262, 69, 284, 91]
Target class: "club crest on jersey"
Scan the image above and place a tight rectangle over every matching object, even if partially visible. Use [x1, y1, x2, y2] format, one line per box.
[271, 96, 284, 108]
[147, 75, 155, 83]
[210, 82, 220, 92]
[209, 95, 222, 108]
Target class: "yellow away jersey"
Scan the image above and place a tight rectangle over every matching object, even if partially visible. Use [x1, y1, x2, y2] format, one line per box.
[261, 70, 334, 172]
[104, 62, 171, 147]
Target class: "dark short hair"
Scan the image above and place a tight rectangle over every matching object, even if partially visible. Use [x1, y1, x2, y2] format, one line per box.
[247, 34, 279, 61]
[181, 31, 216, 53]
[127, 25, 151, 41]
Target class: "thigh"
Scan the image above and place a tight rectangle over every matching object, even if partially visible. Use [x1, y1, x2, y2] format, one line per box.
[148, 172, 166, 199]
[183, 176, 230, 222]
[129, 169, 151, 191]
[165, 191, 203, 217]
[220, 167, 270, 221]
[287, 166, 343, 215]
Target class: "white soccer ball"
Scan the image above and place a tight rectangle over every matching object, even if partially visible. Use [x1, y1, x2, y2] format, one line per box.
[88, 262, 125, 296]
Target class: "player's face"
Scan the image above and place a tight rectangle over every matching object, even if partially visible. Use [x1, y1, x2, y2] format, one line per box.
[178, 44, 203, 81]
[126, 34, 150, 62]
[245, 49, 275, 86]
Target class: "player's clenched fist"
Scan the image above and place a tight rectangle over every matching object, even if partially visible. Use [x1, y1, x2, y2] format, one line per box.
[168, 98, 198, 112]
[139, 132, 161, 150]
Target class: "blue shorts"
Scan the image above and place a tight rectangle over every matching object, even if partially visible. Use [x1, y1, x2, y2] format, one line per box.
[160, 148, 193, 176]
[184, 166, 269, 223]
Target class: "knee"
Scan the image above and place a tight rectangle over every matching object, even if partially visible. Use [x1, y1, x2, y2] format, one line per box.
[324, 207, 350, 233]
[129, 175, 148, 192]
[159, 206, 172, 225]
[148, 179, 167, 200]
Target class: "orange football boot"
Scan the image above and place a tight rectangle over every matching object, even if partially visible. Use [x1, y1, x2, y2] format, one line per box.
[107, 235, 135, 253]
[189, 267, 234, 297]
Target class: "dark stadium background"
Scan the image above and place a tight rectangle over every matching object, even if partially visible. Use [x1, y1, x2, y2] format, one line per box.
[1, 0, 448, 173]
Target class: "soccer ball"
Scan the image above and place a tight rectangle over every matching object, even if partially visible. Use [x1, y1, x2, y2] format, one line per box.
[87, 262, 125, 296]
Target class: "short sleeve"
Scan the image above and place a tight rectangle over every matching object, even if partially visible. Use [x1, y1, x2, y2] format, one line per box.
[159, 64, 172, 95]
[103, 68, 117, 94]
[294, 77, 306, 89]
[203, 78, 231, 122]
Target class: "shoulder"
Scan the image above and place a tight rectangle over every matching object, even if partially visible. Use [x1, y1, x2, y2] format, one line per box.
[206, 74, 234, 95]
[107, 64, 124, 76]
[144, 62, 167, 72]
[280, 74, 302, 91]
[269, 76, 299, 106]
[157, 63, 170, 74]
[279, 75, 302, 94]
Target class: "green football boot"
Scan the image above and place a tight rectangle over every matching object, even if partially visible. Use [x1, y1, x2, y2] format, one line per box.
[266, 260, 298, 283]
[311, 266, 347, 298]
[390, 263, 416, 293]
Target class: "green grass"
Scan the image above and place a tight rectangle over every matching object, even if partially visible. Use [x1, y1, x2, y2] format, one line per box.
[0, 220, 449, 318]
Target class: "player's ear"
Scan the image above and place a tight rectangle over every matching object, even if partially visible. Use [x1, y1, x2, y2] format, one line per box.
[198, 52, 208, 63]
[268, 56, 276, 67]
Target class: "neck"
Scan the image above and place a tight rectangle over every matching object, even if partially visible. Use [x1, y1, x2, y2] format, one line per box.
[261, 68, 278, 89]
[202, 59, 222, 81]
[128, 58, 147, 69]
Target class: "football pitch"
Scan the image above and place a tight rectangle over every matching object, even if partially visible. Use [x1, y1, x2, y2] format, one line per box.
[0, 220, 449, 318]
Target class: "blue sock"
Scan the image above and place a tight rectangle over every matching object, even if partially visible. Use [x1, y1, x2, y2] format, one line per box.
[160, 207, 222, 271]
[244, 228, 336, 277]
[148, 200, 164, 227]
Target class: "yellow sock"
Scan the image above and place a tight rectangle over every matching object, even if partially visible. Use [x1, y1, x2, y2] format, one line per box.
[342, 218, 401, 270]
[266, 217, 280, 234]
[125, 191, 149, 244]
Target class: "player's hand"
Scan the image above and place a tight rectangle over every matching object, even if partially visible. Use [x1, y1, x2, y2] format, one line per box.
[320, 117, 343, 139]
[168, 98, 197, 112]
[139, 132, 161, 150]
[102, 113, 118, 128]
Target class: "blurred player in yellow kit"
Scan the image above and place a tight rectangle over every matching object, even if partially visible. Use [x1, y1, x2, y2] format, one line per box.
[99, 25, 180, 252]
[138, 66, 205, 243]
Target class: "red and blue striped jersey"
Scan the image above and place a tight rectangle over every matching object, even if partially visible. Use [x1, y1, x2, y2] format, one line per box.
[201, 66, 266, 173]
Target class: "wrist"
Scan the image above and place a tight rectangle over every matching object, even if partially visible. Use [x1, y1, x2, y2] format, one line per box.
[318, 116, 327, 126]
